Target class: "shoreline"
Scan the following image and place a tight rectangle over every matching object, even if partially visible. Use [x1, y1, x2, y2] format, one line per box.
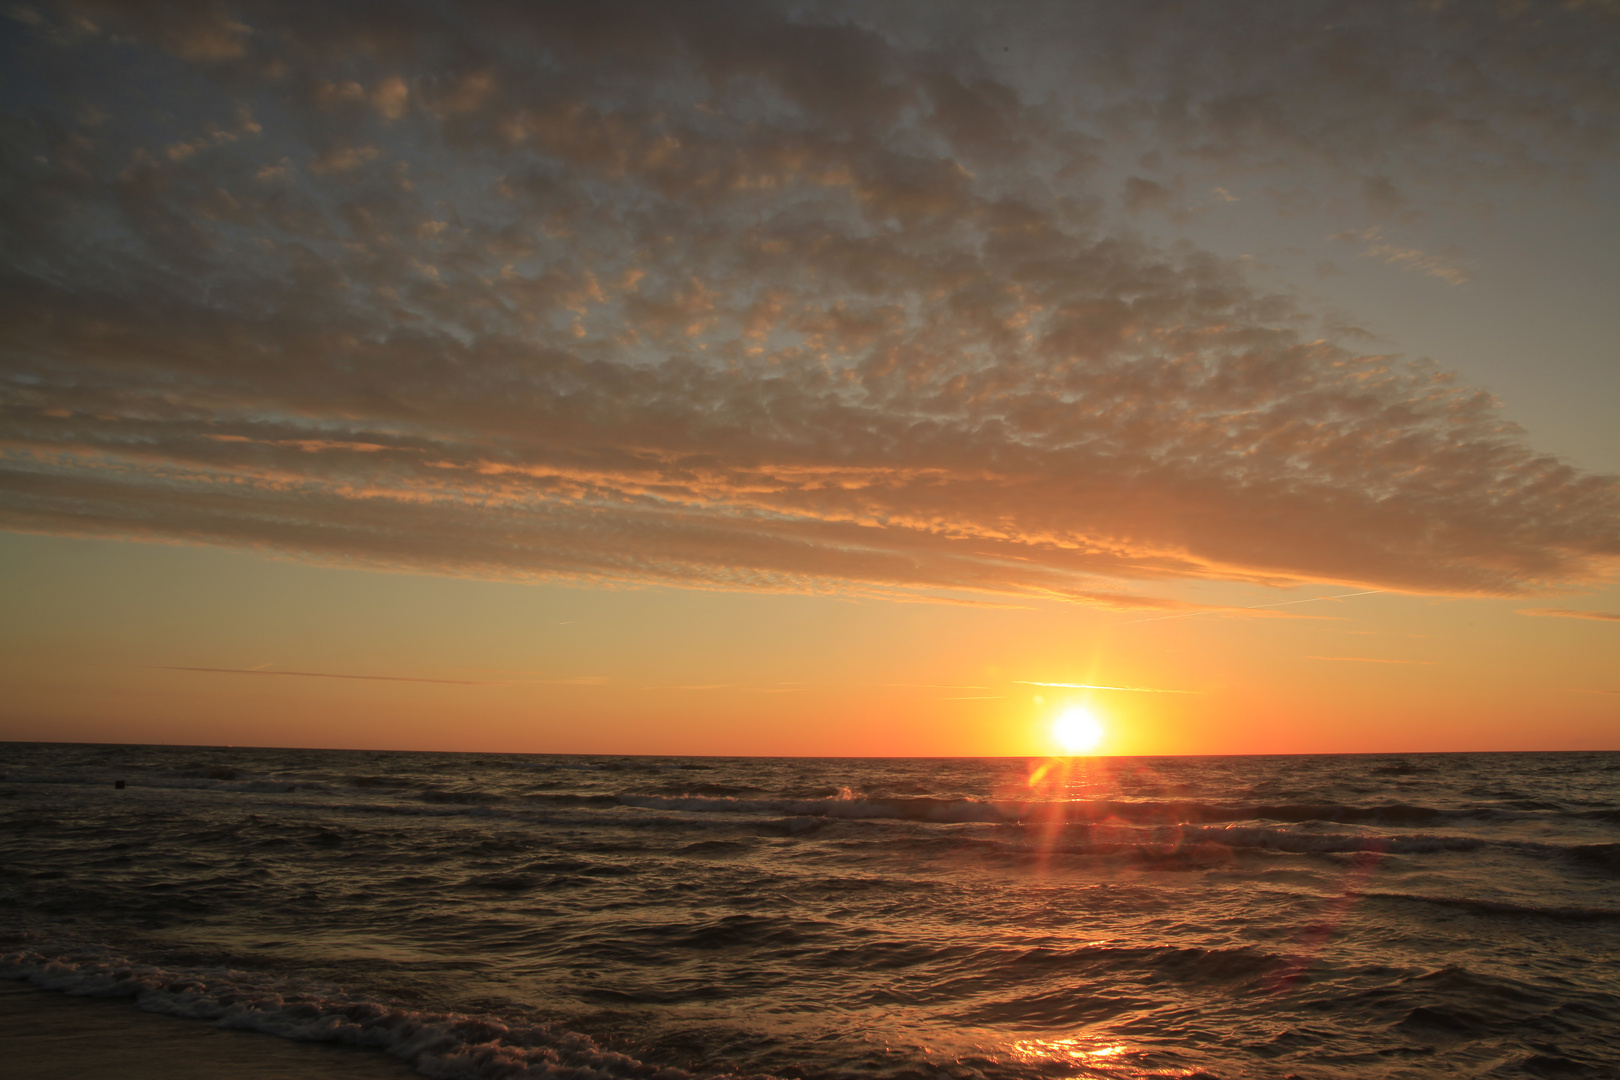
[0, 980, 419, 1080]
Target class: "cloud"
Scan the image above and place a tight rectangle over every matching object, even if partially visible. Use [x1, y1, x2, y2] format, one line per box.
[1304, 657, 1436, 665]
[1126, 590, 1383, 623]
[1037, 0, 1620, 190]
[157, 665, 606, 685]
[1122, 176, 1175, 214]
[650, 684, 806, 693]
[307, 144, 381, 175]
[1332, 227, 1471, 285]
[1, 2, 1617, 605]
[1518, 608, 1620, 622]
[157, 666, 495, 685]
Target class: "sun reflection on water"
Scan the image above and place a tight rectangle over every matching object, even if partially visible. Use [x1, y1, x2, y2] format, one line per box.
[1002, 1034, 1211, 1078]
[1009, 1035, 1130, 1064]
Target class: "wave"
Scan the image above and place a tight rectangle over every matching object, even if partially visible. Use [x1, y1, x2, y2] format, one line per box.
[835, 825, 1489, 859]
[420, 788, 506, 805]
[0, 771, 329, 795]
[1559, 842, 1620, 875]
[25, 782, 1573, 865]
[1573, 809, 1620, 824]
[1370, 761, 1439, 776]
[521, 792, 623, 807]
[0, 946, 757, 1080]
[609, 791, 1560, 830]
[5, 771, 1608, 874]
[1133, 825, 1486, 856]
[616, 792, 1008, 823]
[1352, 891, 1620, 922]
[4, 768, 1605, 832]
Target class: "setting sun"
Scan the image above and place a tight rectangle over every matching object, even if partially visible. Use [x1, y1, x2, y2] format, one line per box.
[1051, 706, 1105, 755]
[2, 5, 1617, 1080]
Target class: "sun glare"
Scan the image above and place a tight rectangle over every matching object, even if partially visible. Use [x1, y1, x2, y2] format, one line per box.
[1051, 706, 1105, 755]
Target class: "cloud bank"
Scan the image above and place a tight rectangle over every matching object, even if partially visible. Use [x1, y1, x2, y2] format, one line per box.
[1, 1, 1617, 603]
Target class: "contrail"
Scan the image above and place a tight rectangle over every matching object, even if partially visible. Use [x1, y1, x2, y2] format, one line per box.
[158, 666, 492, 685]
[1015, 681, 1198, 694]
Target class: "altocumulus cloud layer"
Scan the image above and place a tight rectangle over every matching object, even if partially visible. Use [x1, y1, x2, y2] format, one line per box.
[1, 1, 1618, 602]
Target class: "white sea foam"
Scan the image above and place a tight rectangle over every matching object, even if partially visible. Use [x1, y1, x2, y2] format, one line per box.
[1, 948, 750, 1080]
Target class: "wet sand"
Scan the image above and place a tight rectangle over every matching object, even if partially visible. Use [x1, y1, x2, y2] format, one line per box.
[0, 980, 419, 1080]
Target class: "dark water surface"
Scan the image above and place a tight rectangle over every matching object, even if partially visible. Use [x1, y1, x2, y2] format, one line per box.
[2, 744, 1617, 1079]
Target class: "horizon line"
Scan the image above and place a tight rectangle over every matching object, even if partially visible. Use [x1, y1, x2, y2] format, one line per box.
[1, 738, 1613, 759]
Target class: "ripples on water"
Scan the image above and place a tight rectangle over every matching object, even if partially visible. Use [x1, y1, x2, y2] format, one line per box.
[2, 744, 1617, 1078]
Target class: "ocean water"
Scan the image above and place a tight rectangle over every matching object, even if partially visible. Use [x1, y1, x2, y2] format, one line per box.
[2, 744, 1617, 1079]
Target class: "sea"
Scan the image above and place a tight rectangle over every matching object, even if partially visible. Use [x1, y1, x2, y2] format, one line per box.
[2, 744, 1617, 1079]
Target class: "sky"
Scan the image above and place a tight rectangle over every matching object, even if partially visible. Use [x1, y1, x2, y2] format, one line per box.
[1, 0, 1617, 757]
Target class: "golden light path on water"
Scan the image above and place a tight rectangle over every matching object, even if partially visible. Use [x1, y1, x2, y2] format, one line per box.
[998, 748, 1399, 1079]
[994, 753, 1148, 1078]
[999, 747, 1222, 1079]
[1009, 1034, 1130, 1068]
[1000, 1034, 1218, 1079]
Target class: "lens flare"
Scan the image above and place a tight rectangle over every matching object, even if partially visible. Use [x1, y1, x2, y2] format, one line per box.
[1051, 706, 1104, 755]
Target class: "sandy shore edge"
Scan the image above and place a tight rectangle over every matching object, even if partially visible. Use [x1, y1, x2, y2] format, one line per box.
[0, 979, 420, 1079]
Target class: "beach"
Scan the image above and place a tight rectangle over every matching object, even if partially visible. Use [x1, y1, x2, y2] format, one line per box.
[0, 980, 417, 1079]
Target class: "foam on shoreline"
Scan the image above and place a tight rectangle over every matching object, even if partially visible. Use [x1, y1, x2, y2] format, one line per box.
[0, 979, 419, 1080]
[1, 947, 743, 1080]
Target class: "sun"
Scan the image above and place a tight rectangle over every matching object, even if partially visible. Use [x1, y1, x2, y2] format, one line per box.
[1051, 706, 1105, 755]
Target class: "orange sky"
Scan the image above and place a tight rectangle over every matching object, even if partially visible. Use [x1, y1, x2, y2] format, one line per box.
[3, 532, 1614, 756]
[1, 3, 1616, 755]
